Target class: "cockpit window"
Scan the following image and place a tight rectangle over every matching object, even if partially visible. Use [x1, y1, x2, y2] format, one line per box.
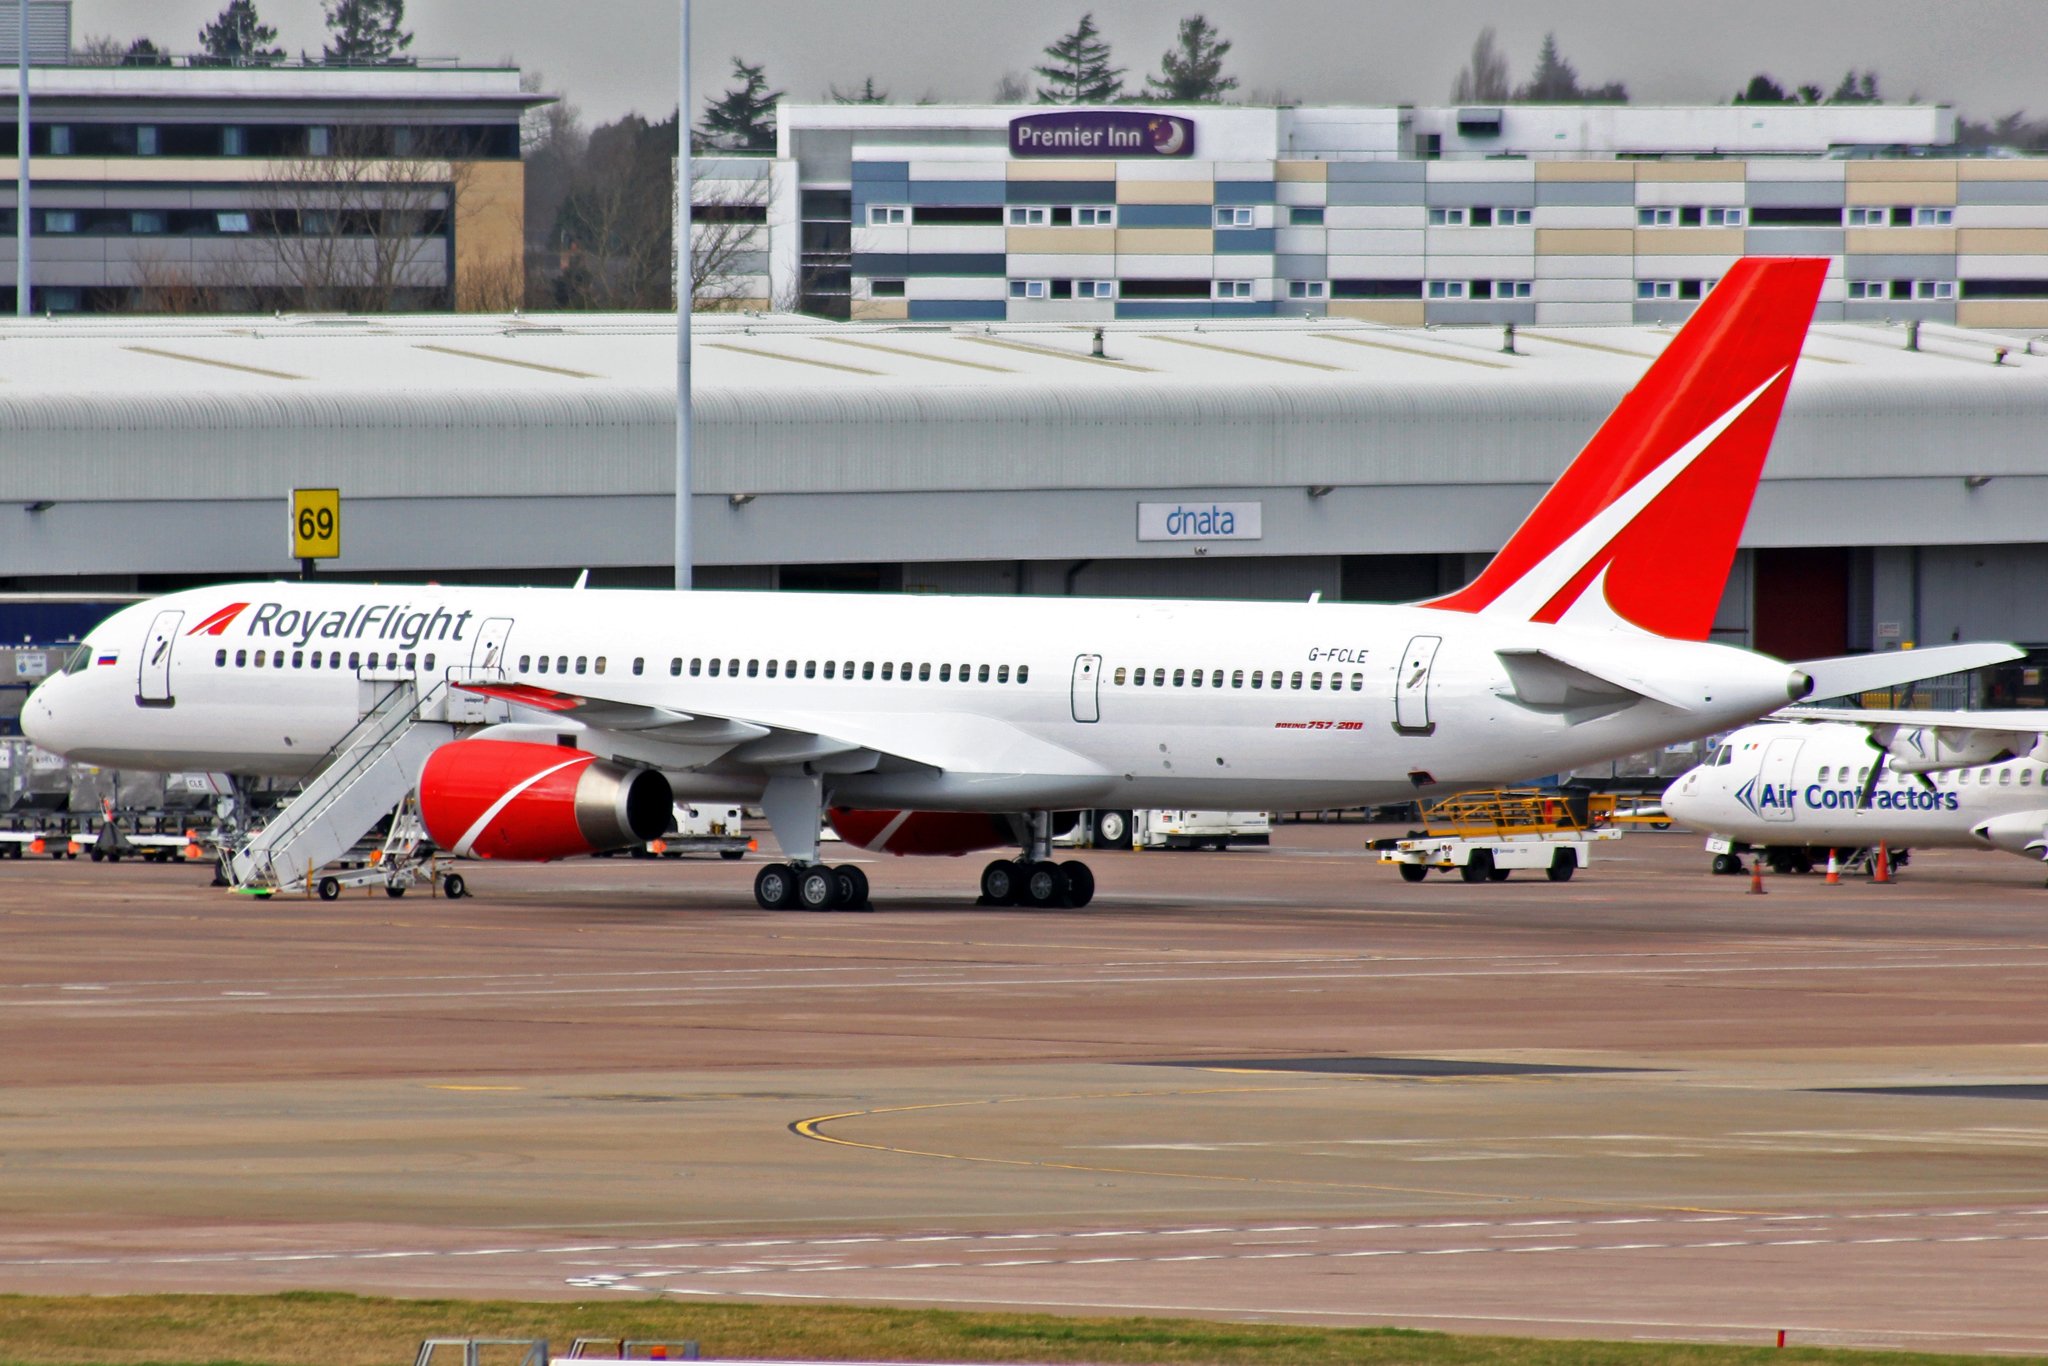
[1713, 745, 1733, 766]
[61, 643, 92, 676]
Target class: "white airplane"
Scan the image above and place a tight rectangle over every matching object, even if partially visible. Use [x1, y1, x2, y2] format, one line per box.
[1664, 709, 2048, 876]
[19, 257, 2019, 910]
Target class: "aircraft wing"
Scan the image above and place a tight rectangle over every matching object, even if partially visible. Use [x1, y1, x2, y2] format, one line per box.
[453, 680, 1104, 779]
[1779, 705, 2048, 774]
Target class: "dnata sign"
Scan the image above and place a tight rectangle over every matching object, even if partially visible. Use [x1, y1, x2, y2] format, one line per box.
[1010, 111, 1195, 158]
[1138, 501, 1263, 542]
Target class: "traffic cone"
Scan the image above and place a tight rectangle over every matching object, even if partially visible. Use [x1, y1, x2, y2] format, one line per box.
[1824, 850, 1840, 885]
[1873, 842, 1893, 884]
[1749, 856, 1767, 895]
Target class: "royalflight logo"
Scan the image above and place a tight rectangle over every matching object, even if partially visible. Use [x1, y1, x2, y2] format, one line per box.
[186, 602, 250, 636]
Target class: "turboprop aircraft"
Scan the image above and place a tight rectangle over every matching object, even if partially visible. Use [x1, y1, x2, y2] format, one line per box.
[1665, 708, 2048, 877]
[20, 257, 2020, 910]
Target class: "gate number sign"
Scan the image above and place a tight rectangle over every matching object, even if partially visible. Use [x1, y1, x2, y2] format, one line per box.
[291, 488, 340, 560]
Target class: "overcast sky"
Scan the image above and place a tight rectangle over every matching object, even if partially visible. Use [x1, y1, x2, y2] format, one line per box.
[78, 0, 2046, 129]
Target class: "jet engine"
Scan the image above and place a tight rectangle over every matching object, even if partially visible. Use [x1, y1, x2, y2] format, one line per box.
[1970, 810, 2048, 860]
[418, 738, 672, 861]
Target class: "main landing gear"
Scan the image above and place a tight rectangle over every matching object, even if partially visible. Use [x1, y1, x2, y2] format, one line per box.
[749, 771, 873, 912]
[978, 809, 1095, 909]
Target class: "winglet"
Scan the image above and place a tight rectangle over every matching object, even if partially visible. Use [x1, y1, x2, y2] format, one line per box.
[1424, 257, 1829, 640]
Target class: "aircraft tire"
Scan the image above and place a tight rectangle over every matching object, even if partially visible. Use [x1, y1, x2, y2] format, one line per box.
[754, 862, 800, 910]
[796, 863, 840, 912]
[1061, 860, 1095, 908]
[1711, 853, 1742, 876]
[833, 864, 869, 910]
[1023, 860, 1065, 908]
[980, 859, 1022, 905]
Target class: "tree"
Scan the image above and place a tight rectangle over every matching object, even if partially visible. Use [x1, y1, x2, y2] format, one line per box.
[830, 77, 889, 104]
[1035, 14, 1125, 104]
[261, 123, 459, 311]
[321, 0, 413, 66]
[1450, 26, 1510, 103]
[199, 0, 282, 66]
[1796, 83, 1824, 104]
[1144, 15, 1236, 102]
[698, 58, 782, 152]
[122, 38, 172, 67]
[72, 34, 127, 66]
[992, 70, 1030, 103]
[1735, 73, 1789, 104]
[1828, 69, 1880, 104]
[1514, 32, 1626, 103]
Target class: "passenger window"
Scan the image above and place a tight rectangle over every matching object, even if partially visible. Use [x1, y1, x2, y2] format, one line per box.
[1212, 670, 1224, 688]
[2023, 769, 2034, 786]
[255, 650, 267, 667]
[236, 649, 248, 667]
[555, 655, 567, 673]
[936, 664, 949, 682]
[594, 657, 606, 675]
[823, 661, 836, 679]
[425, 653, 436, 671]
[1132, 668, 1146, 687]
[1251, 670, 1263, 689]
[1190, 669, 1204, 688]
[806, 660, 819, 679]
[347, 652, 359, 669]
[537, 656, 550, 674]
[881, 662, 894, 680]
[1232, 670, 1244, 688]
[633, 657, 645, 676]
[998, 664, 1011, 683]
[748, 660, 760, 677]
[1310, 672, 1322, 690]
[1169, 668, 1183, 687]
[215, 648, 226, 667]
[390, 653, 401, 670]
[978, 664, 990, 682]
[1017, 665, 1029, 683]
[919, 663, 931, 681]
[864, 662, 876, 680]
[1818, 766, 1830, 782]
[843, 659, 854, 678]
[1291, 671, 1303, 690]
[519, 654, 531, 672]
[1858, 766, 1870, 783]
[312, 653, 324, 670]
[2000, 768, 2012, 785]
[785, 659, 797, 677]
[1151, 668, 1165, 686]
[766, 660, 779, 678]
[708, 658, 721, 677]
[404, 653, 417, 670]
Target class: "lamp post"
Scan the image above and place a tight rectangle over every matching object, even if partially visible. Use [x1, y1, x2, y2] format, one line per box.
[15, 0, 30, 317]
[674, 0, 693, 589]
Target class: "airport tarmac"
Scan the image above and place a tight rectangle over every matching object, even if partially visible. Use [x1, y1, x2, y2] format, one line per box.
[4, 825, 2048, 1353]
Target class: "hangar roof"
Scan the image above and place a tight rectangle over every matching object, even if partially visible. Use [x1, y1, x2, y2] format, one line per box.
[0, 308, 2040, 396]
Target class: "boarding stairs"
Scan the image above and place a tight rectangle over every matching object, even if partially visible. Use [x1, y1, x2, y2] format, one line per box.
[227, 671, 496, 894]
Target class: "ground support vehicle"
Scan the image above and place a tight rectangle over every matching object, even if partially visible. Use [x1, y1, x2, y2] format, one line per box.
[1376, 789, 1620, 884]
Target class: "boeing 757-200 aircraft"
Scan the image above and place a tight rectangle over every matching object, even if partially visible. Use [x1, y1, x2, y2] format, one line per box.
[21, 258, 2019, 909]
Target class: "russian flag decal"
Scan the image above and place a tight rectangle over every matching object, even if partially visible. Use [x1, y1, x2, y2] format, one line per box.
[96, 654, 119, 666]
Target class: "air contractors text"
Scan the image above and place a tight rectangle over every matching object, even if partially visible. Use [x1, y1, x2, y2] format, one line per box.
[1752, 781, 1960, 814]
[245, 601, 473, 650]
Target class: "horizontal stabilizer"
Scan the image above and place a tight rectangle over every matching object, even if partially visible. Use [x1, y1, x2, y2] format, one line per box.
[1792, 643, 2026, 703]
[1496, 647, 1691, 712]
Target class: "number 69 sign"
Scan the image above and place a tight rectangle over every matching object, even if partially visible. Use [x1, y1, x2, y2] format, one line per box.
[291, 488, 341, 560]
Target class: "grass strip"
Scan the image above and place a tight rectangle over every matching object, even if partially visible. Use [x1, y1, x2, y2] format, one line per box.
[0, 1293, 2037, 1366]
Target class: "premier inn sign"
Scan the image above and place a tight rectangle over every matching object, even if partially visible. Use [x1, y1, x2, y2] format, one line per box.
[1010, 111, 1195, 157]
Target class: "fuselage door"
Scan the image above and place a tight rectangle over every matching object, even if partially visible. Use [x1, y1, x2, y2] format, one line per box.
[1394, 635, 1442, 734]
[468, 617, 515, 674]
[1071, 653, 1101, 724]
[136, 609, 183, 707]
[1757, 736, 1803, 823]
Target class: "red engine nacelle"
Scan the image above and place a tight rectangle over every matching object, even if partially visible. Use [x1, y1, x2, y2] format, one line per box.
[419, 739, 672, 862]
[830, 807, 1017, 857]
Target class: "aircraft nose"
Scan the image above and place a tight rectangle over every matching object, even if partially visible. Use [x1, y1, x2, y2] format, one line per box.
[19, 683, 67, 755]
[1660, 770, 1702, 821]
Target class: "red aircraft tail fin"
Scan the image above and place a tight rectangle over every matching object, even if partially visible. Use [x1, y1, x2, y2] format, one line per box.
[1423, 256, 1828, 640]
